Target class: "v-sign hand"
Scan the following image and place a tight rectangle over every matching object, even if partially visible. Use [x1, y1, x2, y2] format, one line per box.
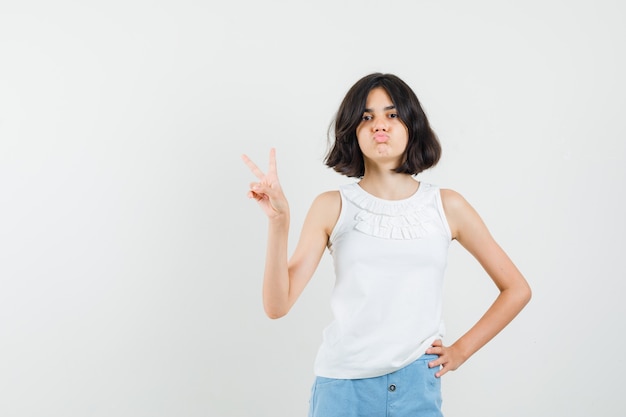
[241, 148, 289, 219]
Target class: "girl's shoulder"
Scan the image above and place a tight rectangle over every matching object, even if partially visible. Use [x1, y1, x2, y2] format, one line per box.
[439, 188, 465, 207]
[307, 190, 342, 236]
[313, 189, 341, 205]
[439, 188, 478, 215]
[312, 190, 342, 215]
[438, 188, 487, 241]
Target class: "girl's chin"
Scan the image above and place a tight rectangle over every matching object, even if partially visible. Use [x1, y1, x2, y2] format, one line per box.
[375, 143, 391, 155]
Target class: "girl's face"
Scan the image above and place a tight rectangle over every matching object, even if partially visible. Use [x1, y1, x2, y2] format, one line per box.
[356, 87, 409, 169]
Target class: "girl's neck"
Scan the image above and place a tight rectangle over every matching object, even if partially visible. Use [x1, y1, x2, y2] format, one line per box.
[357, 171, 420, 201]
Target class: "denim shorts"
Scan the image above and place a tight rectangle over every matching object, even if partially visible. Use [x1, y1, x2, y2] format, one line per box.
[308, 354, 442, 417]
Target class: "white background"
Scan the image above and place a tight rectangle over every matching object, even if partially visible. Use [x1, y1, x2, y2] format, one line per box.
[1, 1, 625, 416]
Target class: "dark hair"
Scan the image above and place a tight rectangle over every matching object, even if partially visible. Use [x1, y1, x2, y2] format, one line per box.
[325, 73, 441, 178]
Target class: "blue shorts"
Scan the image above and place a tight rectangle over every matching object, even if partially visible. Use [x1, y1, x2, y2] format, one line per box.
[308, 354, 442, 417]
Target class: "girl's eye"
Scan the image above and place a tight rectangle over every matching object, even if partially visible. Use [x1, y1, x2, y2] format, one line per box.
[361, 115, 372, 121]
[389, 113, 399, 119]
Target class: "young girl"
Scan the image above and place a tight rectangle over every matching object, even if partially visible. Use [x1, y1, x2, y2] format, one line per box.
[242, 73, 531, 417]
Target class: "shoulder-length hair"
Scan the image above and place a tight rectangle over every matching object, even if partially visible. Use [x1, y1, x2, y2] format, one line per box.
[325, 73, 441, 178]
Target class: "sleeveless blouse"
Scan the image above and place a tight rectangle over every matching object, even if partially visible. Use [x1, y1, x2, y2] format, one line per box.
[313, 182, 452, 379]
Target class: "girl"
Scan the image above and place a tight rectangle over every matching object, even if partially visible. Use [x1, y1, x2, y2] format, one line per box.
[242, 73, 531, 417]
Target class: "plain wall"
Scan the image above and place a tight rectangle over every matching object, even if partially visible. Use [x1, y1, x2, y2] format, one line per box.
[1, 0, 625, 416]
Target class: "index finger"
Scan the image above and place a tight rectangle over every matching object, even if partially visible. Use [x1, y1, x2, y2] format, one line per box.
[241, 153, 265, 179]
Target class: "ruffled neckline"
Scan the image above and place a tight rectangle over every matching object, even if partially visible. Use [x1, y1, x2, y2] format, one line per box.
[341, 182, 431, 240]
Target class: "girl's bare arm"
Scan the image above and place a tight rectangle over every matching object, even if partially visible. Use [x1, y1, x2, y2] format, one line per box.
[242, 149, 340, 318]
[426, 189, 532, 376]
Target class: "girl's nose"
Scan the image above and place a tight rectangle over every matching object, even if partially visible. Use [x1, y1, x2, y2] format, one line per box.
[373, 117, 388, 131]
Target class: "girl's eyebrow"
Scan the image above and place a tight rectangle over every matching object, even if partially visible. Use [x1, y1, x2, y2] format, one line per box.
[363, 105, 396, 113]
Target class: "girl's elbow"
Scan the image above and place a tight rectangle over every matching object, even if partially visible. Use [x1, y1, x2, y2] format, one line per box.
[522, 282, 532, 305]
[516, 280, 532, 307]
[502, 279, 532, 307]
[266, 310, 287, 320]
[264, 304, 289, 320]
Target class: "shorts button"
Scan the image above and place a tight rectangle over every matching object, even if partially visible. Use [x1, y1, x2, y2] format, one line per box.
[389, 384, 396, 392]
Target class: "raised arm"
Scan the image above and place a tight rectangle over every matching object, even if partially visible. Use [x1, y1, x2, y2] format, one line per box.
[426, 189, 532, 376]
[242, 149, 339, 319]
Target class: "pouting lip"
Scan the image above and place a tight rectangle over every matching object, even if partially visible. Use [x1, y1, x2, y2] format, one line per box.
[374, 133, 389, 143]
